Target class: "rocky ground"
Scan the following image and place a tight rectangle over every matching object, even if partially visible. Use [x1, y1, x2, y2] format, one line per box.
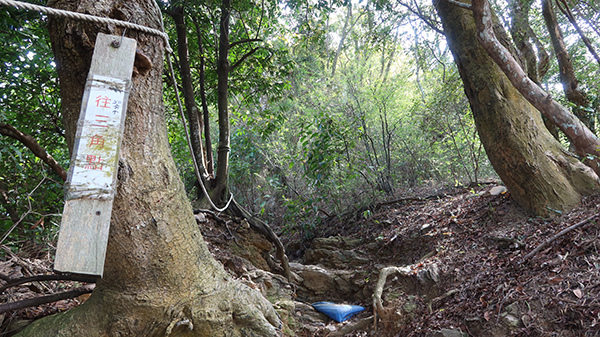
[1, 182, 600, 336]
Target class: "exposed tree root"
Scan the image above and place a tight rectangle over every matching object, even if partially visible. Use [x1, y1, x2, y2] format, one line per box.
[228, 198, 292, 281]
[372, 265, 414, 333]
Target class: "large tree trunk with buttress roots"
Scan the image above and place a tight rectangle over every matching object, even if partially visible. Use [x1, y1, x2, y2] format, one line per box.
[16, 0, 281, 336]
[434, 0, 600, 215]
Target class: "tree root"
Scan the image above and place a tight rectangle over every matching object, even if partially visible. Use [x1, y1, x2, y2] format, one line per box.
[228, 198, 292, 281]
[372, 265, 414, 333]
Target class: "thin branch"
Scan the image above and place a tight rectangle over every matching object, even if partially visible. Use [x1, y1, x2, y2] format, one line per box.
[230, 47, 261, 71]
[0, 284, 95, 314]
[521, 215, 598, 263]
[0, 122, 67, 181]
[555, 0, 600, 66]
[0, 274, 98, 294]
[229, 38, 262, 49]
[398, 1, 444, 35]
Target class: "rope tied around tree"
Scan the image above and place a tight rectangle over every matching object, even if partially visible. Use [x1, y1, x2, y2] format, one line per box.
[0, 0, 173, 53]
[2, 0, 233, 212]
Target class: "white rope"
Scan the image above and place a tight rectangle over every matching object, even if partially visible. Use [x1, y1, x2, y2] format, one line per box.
[154, 2, 233, 213]
[0, 0, 173, 53]
[3, 0, 231, 211]
[166, 56, 233, 213]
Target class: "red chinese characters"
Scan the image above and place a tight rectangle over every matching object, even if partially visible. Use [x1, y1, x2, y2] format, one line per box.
[89, 134, 105, 148]
[84, 155, 104, 170]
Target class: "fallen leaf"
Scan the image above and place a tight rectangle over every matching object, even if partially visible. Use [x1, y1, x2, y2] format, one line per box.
[548, 277, 564, 284]
[484, 311, 490, 321]
[573, 288, 583, 298]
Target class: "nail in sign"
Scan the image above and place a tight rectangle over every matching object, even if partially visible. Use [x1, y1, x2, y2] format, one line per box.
[55, 33, 136, 276]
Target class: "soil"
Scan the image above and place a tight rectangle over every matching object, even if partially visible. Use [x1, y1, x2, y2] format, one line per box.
[1, 183, 600, 336]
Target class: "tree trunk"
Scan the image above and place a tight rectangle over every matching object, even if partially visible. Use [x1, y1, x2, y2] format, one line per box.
[434, 0, 600, 215]
[214, 0, 232, 204]
[16, 0, 280, 336]
[170, 5, 209, 180]
[542, 0, 594, 133]
[191, 16, 215, 177]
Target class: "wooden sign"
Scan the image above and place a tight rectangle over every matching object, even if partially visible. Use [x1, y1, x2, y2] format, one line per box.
[54, 33, 136, 276]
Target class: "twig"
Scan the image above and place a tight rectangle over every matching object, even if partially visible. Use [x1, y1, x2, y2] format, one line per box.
[521, 215, 599, 263]
[0, 284, 95, 314]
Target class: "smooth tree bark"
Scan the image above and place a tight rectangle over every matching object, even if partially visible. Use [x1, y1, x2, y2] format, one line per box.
[434, 0, 600, 215]
[16, 0, 281, 336]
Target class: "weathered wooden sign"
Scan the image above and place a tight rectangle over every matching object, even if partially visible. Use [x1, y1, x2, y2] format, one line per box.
[54, 33, 136, 276]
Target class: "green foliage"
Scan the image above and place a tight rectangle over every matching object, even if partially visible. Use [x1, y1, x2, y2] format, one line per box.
[0, 6, 66, 248]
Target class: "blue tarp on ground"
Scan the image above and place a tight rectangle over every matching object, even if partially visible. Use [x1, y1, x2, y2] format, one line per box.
[311, 301, 365, 322]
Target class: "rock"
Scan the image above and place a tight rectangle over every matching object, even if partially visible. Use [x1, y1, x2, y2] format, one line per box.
[502, 314, 521, 328]
[290, 263, 370, 302]
[294, 301, 329, 324]
[489, 186, 507, 196]
[428, 328, 467, 337]
[304, 236, 370, 269]
[194, 212, 207, 223]
[329, 316, 374, 336]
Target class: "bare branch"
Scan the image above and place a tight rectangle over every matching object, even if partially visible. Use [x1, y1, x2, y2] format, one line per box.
[0, 122, 67, 181]
[230, 47, 261, 71]
[0, 274, 98, 294]
[555, 0, 600, 66]
[229, 38, 262, 49]
[398, 1, 444, 35]
[521, 215, 599, 263]
[0, 284, 95, 314]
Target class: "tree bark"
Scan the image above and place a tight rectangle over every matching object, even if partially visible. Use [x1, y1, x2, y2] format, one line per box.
[214, 0, 232, 204]
[434, 0, 600, 215]
[16, 0, 281, 336]
[471, 0, 600, 174]
[169, 5, 209, 179]
[542, 0, 594, 132]
[191, 16, 215, 177]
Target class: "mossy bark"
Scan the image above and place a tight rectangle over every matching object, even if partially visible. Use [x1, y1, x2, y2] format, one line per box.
[434, 0, 600, 215]
[16, 0, 281, 336]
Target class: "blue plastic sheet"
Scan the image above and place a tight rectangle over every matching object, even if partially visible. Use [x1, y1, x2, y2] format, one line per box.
[311, 301, 365, 322]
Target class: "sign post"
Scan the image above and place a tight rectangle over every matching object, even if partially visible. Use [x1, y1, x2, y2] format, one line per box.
[54, 33, 136, 276]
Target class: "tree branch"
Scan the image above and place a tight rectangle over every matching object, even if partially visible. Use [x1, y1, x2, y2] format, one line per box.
[0, 284, 95, 314]
[230, 47, 261, 72]
[555, 0, 600, 66]
[229, 38, 262, 49]
[521, 215, 598, 263]
[0, 122, 67, 181]
[0, 274, 98, 294]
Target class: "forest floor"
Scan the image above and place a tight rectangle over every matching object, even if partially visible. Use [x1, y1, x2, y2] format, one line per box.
[1, 182, 600, 336]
